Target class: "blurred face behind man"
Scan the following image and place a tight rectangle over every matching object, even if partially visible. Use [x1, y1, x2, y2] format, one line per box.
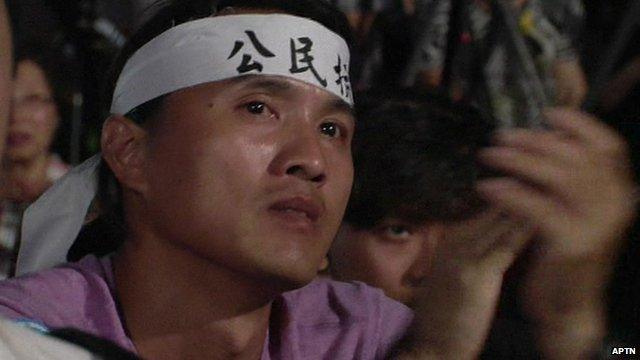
[130, 75, 355, 291]
[6, 60, 59, 163]
[0, 0, 10, 160]
[330, 220, 438, 305]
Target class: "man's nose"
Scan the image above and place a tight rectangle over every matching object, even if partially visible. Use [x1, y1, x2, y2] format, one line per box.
[268, 122, 327, 186]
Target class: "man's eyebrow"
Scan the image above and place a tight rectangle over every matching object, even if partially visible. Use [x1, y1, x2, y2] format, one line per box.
[228, 75, 355, 118]
[324, 98, 355, 119]
[230, 76, 294, 94]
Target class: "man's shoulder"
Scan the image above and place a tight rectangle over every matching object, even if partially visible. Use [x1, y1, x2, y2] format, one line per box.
[274, 277, 414, 358]
[282, 276, 409, 321]
[0, 256, 116, 329]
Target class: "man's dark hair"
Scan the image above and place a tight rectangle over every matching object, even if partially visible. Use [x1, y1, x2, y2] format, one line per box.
[343, 89, 495, 229]
[69, 0, 353, 261]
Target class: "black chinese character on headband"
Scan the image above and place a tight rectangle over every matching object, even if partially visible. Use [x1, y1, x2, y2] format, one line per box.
[228, 31, 276, 74]
[333, 55, 351, 97]
[289, 37, 327, 87]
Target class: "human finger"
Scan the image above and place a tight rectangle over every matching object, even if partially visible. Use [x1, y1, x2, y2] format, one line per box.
[476, 178, 570, 241]
[544, 108, 629, 160]
[444, 209, 519, 259]
[478, 146, 577, 201]
[492, 129, 585, 167]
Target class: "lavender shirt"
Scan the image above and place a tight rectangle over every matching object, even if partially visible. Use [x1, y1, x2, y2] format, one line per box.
[0, 256, 413, 359]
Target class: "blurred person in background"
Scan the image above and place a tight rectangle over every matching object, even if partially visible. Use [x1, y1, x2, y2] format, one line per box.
[329, 90, 501, 307]
[406, 0, 588, 128]
[333, 0, 390, 42]
[0, 40, 70, 278]
[0, 0, 12, 279]
[0, 3, 137, 358]
[353, 0, 418, 90]
[0, 0, 10, 159]
[333, 0, 419, 39]
[332, 0, 423, 90]
[329, 90, 637, 359]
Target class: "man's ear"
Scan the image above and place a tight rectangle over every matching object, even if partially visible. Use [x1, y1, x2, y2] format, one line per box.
[101, 115, 148, 194]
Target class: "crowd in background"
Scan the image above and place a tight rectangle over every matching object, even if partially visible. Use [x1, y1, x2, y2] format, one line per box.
[0, 0, 638, 358]
[6, 1, 639, 159]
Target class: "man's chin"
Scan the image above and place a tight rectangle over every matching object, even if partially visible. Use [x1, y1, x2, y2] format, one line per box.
[251, 267, 318, 294]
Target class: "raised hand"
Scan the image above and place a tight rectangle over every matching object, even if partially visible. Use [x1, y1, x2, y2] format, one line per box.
[395, 209, 533, 360]
[477, 108, 637, 359]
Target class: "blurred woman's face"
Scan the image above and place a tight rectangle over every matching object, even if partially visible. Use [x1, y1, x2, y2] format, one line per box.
[7, 60, 59, 162]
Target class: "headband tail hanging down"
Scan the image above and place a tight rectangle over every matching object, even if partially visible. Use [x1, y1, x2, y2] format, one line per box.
[16, 155, 101, 276]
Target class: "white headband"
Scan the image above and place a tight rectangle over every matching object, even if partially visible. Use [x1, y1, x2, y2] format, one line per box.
[16, 14, 352, 275]
[111, 14, 353, 114]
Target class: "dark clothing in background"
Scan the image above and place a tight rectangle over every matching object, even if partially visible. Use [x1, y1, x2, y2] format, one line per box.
[408, 0, 584, 127]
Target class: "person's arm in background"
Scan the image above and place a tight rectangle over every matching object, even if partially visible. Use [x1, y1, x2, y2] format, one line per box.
[0, 0, 11, 158]
[410, 0, 450, 89]
[335, 0, 379, 47]
[334, 0, 365, 42]
[477, 108, 636, 359]
[549, 0, 588, 108]
[552, 59, 587, 108]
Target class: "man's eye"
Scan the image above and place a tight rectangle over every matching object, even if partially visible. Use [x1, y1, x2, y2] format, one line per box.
[320, 122, 341, 138]
[245, 101, 266, 114]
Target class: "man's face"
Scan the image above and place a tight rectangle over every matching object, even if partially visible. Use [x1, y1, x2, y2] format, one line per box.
[330, 219, 436, 306]
[142, 76, 354, 291]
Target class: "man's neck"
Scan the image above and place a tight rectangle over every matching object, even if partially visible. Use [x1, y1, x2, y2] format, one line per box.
[114, 235, 275, 360]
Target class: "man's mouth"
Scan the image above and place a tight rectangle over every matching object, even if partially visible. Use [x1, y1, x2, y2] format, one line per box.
[268, 196, 322, 225]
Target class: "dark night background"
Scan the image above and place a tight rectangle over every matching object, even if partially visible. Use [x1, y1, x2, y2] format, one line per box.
[4, 0, 640, 354]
